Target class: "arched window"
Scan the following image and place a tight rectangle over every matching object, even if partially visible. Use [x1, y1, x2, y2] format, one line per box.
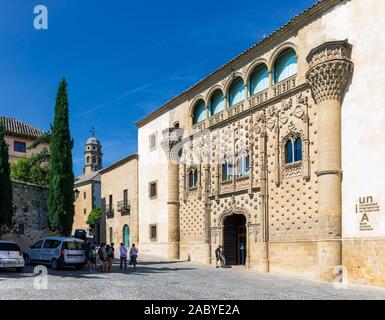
[192, 100, 206, 124]
[237, 154, 250, 177]
[87, 156, 90, 163]
[249, 64, 269, 96]
[188, 168, 198, 189]
[285, 138, 302, 163]
[228, 77, 245, 107]
[209, 90, 224, 116]
[222, 161, 234, 181]
[273, 48, 297, 84]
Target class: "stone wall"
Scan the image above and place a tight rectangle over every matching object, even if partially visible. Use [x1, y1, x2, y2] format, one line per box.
[343, 239, 385, 287]
[1, 181, 51, 250]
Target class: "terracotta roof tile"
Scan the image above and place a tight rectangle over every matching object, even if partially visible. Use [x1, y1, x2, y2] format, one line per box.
[0, 116, 46, 139]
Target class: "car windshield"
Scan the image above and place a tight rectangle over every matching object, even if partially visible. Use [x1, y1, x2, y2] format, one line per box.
[0, 243, 21, 252]
[63, 241, 84, 250]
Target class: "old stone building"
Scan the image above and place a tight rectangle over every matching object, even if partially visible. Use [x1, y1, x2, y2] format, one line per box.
[100, 154, 139, 246]
[136, 0, 385, 286]
[0, 116, 49, 163]
[1, 181, 51, 250]
[72, 136, 102, 239]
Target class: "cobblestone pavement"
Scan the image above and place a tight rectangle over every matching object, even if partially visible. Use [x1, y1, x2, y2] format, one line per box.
[0, 255, 385, 300]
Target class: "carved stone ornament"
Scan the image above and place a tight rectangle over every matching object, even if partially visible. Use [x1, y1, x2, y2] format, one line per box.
[306, 40, 354, 104]
[161, 127, 184, 163]
[248, 223, 260, 243]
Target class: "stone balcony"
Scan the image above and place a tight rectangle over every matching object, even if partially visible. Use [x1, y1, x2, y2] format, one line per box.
[193, 75, 298, 130]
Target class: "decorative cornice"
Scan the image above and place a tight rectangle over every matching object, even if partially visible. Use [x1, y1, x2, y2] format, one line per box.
[306, 40, 354, 104]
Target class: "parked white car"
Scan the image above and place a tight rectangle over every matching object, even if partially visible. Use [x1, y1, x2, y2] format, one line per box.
[24, 237, 86, 270]
[0, 240, 25, 272]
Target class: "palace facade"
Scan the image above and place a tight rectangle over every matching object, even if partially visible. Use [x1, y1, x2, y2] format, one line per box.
[136, 0, 385, 286]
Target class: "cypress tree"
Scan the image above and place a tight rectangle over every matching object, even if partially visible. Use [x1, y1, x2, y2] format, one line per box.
[0, 122, 13, 234]
[48, 78, 74, 235]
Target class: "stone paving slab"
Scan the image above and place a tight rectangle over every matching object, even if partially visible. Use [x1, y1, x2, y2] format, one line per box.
[0, 255, 384, 300]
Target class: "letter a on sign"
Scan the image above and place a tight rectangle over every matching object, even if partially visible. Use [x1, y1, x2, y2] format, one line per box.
[361, 213, 369, 223]
[34, 5, 48, 30]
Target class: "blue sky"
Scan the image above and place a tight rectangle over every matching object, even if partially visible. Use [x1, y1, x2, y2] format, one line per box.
[0, 0, 315, 176]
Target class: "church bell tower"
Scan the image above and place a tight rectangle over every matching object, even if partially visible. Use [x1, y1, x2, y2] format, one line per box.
[83, 132, 102, 175]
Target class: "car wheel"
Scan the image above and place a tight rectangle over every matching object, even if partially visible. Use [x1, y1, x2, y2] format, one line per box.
[51, 259, 60, 270]
[24, 255, 31, 266]
[16, 267, 24, 273]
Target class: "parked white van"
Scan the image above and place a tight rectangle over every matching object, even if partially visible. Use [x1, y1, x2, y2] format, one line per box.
[0, 240, 25, 272]
[24, 237, 86, 270]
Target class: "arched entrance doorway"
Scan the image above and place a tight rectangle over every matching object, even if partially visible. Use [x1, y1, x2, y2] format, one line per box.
[223, 214, 247, 265]
[123, 225, 130, 247]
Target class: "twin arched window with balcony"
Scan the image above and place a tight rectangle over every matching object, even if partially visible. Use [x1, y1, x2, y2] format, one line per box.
[192, 99, 206, 124]
[285, 137, 302, 164]
[273, 48, 297, 84]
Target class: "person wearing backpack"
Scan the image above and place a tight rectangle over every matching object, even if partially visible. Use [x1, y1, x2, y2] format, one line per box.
[98, 243, 107, 272]
[106, 244, 114, 272]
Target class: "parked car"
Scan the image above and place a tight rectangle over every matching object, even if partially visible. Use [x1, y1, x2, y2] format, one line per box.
[74, 229, 87, 243]
[24, 237, 86, 270]
[0, 240, 25, 272]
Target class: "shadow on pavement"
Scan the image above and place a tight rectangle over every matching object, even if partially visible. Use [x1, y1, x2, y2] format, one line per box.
[0, 259, 196, 280]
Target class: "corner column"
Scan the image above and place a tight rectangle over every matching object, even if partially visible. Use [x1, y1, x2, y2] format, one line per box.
[306, 40, 354, 279]
[161, 127, 184, 260]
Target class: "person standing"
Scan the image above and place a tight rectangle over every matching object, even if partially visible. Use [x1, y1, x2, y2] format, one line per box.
[119, 242, 128, 270]
[219, 245, 226, 267]
[106, 244, 113, 272]
[90, 244, 97, 272]
[98, 243, 107, 272]
[215, 245, 223, 268]
[129, 243, 138, 270]
[85, 243, 92, 271]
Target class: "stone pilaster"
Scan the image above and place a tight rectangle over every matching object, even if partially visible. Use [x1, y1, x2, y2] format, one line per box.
[306, 40, 353, 280]
[161, 127, 184, 260]
[257, 111, 269, 272]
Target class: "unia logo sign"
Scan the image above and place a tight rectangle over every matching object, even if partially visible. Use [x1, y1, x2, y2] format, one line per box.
[355, 196, 381, 232]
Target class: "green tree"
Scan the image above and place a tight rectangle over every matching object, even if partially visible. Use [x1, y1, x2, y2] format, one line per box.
[0, 122, 13, 234]
[48, 78, 75, 235]
[86, 208, 102, 228]
[10, 155, 50, 187]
